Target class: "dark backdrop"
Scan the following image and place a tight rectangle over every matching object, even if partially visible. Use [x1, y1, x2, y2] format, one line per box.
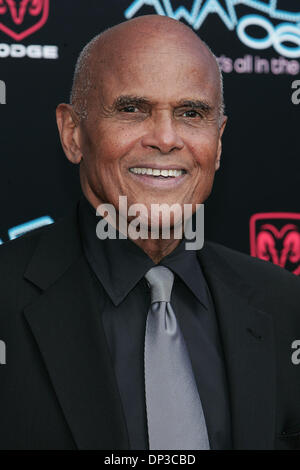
[0, 0, 299, 275]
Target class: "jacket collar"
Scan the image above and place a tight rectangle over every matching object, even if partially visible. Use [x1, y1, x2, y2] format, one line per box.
[77, 194, 209, 308]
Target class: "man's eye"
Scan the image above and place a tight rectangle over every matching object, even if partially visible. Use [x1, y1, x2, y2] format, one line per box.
[183, 110, 201, 118]
[121, 106, 138, 113]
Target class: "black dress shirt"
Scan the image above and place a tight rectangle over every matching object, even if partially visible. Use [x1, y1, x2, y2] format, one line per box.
[77, 194, 232, 450]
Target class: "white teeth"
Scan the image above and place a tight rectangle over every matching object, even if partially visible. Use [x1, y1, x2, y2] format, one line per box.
[129, 167, 185, 177]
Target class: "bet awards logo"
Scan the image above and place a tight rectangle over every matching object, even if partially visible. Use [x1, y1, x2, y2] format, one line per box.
[125, 0, 300, 59]
[250, 212, 300, 275]
[0, 0, 57, 59]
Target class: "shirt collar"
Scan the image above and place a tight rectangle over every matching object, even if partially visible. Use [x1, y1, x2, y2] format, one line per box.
[77, 194, 208, 309]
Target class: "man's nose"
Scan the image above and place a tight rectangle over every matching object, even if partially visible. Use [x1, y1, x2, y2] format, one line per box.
[141, 115, 184, 154]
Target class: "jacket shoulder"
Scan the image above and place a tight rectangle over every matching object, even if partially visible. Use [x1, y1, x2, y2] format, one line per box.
[0, 223, 50, 274]
[204, 240, 300, 303]
[0, 205, 79, 279]
[0, 218, 62, 269]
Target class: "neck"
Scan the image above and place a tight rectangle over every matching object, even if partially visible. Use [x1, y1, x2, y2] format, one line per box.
[80, 185, 185, 263]
[130, 235, 181, 263]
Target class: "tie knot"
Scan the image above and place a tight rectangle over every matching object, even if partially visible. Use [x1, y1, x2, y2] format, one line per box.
[145, 266, 174, 303]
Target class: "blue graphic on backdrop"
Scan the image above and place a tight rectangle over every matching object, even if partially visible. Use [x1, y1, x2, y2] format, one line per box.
[0, 215, 54, 245]
[124, 0, 300, 58]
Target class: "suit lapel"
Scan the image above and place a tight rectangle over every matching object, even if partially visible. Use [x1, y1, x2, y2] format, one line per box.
[23, 205, 129, 449]
[198, 244, 276, 449]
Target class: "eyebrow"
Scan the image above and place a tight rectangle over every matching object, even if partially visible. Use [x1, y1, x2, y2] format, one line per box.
[111, 95, 213, 113]
[176, 100, 213, 113]
[112, 95, 151, 109]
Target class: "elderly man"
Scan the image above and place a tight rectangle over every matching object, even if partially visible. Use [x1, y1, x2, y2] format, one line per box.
[0, 15, 299, 451]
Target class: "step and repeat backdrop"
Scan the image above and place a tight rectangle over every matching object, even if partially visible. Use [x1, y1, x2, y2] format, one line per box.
[0, 0, 299, 275]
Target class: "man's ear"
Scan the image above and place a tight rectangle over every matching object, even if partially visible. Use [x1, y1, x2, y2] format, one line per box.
[215, 115, 227, 171]
[56, 103, 83, 164]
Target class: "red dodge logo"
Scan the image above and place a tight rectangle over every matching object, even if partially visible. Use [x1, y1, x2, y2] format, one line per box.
[0, 0, 49, 41]
[250, 212, 300, 276]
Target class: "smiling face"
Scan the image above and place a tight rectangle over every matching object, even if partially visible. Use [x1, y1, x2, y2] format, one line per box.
[59, 18, 226, 230]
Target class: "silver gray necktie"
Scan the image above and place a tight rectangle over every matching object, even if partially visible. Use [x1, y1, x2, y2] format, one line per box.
[144, 265, 210, 450]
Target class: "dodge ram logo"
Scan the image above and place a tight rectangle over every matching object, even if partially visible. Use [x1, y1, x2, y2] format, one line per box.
[0, 0, 49, 41]
[250, 212, 300, 275]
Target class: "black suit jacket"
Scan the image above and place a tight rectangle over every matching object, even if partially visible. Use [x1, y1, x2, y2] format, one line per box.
[1, 201, 300, 450]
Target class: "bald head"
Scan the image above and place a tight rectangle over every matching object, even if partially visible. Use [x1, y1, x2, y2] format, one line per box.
[70, 15, 224, 123]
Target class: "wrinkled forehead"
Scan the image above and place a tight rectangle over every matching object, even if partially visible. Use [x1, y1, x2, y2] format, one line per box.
[90, 34, 220, 106]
